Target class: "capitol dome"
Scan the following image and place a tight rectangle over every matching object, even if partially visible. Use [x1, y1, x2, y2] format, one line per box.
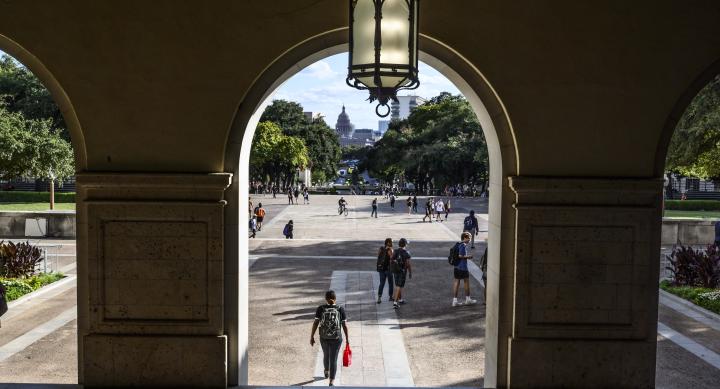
[335, 105, 354, 138]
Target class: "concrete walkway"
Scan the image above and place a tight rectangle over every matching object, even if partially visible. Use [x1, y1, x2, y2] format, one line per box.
[1, 195, 720, 388]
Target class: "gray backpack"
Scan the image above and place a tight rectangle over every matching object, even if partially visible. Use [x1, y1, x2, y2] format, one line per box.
[319, 305, 341, 340]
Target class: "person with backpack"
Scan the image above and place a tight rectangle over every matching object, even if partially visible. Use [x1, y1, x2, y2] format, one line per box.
[422, 198, 434, 222]
[391, 238, 412, 309]
[463, 210, 479, 249]
[452, 232, 477, 306]
[310, 290, 349, 386]
[283, 220, 294, 239]
[249, 216, 257, 238]
[255, 203, 266, 231]
[376, 238, 395, 304]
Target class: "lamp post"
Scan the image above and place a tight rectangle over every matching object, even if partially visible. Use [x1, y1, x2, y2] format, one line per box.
[346, 0, 420, 117]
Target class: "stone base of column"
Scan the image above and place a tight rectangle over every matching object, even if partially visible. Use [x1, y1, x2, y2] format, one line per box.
[508, 338, 655, 388]
[83, 334, 227, 388]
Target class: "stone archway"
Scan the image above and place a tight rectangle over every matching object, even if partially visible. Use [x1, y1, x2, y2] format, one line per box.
[223, 29, 518, 387]
[0, 33, 87, 170]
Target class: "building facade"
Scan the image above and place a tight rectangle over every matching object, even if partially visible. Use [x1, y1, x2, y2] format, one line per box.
[390, 95, 425, 120]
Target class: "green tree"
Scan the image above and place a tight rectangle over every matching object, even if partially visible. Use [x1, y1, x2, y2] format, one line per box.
[259, 100, 341, 182]
[666, 74, 720, 179]
[0, 107, 74, 208]
[0, 55, 67, 140]
[364, 93, 489, 193]
[250, 121, 309, 187]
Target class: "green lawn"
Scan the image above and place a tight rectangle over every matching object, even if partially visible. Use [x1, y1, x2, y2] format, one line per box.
[663, 210, 720, 219]
[0, 202, 75, 211]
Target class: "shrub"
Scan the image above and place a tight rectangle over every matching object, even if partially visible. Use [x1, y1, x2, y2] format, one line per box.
[664, 200, 720, 211]
[0, 241, 43, 278]
[666, 244, 720, 288]
[0, 273, 64, 301]
[660, 280, 720, 314]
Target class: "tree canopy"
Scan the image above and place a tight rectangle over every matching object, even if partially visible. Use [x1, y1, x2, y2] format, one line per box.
[665, 75, 720, 179]
[0, 107, 74, 182]
[362, 93, 489, 192]
[0, 55, 67, 141]
[250, 121, 309, 187]
[259, 100, 341, 180]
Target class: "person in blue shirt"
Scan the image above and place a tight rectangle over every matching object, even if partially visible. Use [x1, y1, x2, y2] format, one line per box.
[453, 231, 478, 307]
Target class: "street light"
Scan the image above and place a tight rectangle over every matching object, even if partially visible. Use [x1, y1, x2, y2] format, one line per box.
[346, 0, 420, 117]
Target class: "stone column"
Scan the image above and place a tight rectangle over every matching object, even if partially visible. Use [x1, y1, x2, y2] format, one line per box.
[506, 177, 662, 388]
[76, 173, 231, 388]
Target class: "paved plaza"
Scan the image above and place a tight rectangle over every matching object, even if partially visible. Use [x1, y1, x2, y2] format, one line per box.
[1, 195, 720, 387]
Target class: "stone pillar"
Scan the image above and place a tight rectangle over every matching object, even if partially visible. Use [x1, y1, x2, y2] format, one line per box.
[76, 173, 231, 388]
[506, 177, 662, 388]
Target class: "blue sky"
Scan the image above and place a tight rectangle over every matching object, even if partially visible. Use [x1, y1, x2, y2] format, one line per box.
[272, 53, 460, 131]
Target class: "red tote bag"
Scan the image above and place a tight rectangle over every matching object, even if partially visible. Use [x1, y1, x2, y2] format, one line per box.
[342, 343, 352, 367]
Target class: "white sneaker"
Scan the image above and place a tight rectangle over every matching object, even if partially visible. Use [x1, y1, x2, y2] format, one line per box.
[452, 298, 463, 307]
[465, 297, 477, 305]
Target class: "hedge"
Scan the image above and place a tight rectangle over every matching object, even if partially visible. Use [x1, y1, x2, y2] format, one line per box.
[0, 191, 75, 203]
[665, 200, 720, 211]
[0, 273, 65, 301]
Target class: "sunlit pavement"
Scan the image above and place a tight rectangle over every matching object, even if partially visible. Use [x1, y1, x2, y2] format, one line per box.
[1, 196, 720, 387]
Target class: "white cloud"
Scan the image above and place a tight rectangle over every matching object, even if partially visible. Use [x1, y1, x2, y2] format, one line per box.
[300, 60, 338, 80]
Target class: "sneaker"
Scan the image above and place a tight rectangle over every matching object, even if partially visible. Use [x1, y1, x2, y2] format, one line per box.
[452, 298, 463, 307]
[465, 297, 477, 305]
[393, 302, 399, 309]
[398, 299, 406, 305]
[324, 370, 329, 379]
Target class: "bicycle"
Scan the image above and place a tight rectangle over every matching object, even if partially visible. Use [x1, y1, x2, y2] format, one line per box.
[338, 204, 349, 216]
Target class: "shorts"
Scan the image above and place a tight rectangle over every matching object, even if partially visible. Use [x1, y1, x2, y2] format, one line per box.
[393, 271, 407, 287]
[256, 216, 264, 223]
[454, 268, 470, 280]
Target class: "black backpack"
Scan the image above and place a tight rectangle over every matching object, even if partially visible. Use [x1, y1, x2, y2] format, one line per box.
[318, 305, 341, 340]
[391, 248, 407, 272]
[448, 242, 461, 266]
[463, 216, 475, 231]
[376, 247, 389, 272]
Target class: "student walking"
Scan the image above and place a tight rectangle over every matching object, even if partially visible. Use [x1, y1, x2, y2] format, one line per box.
[422, 198, 434, 222]
[294, 188, 300, 204]
[412, 195, 418, 213]
[283, 220, 294, 239]
[255, 203, 266, 231]
[376, 238, 395, 303]
[445, 198, 451, 220]
[452, 232, 478, 306]
[389, 193, 396, 209]
[287, 188, 294, 205]
[463, 210, 479, 249]
[310, 290, 349, 386]
[371, 198, 378, 218]
[406, 196, 412, 214]
[303, 189, 310, 204]
[435, 199, 445, 221]
[249, 216, 257, 238]
[391, 238, 412, 309]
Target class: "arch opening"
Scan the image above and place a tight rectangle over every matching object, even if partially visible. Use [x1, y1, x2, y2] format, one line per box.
[224, 30, 518, 387]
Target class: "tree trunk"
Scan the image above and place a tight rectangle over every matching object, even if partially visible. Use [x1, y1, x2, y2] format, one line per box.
[49, 178, 55, 210]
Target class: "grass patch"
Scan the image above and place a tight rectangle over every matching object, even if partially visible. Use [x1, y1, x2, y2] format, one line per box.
[663, 210, 720, 219]
[0, 202, 75, 211]
[1, 272, 65, 301]
[660, 280, 720, 314]
[0, 191, 75, 203]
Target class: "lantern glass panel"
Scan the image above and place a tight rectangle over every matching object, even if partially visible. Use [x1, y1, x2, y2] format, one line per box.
[352, 0, 376, 68]
[379, 0, 410, 66]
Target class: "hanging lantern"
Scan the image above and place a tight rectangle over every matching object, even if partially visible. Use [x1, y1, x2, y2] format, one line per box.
[346, 0, 420, 117]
